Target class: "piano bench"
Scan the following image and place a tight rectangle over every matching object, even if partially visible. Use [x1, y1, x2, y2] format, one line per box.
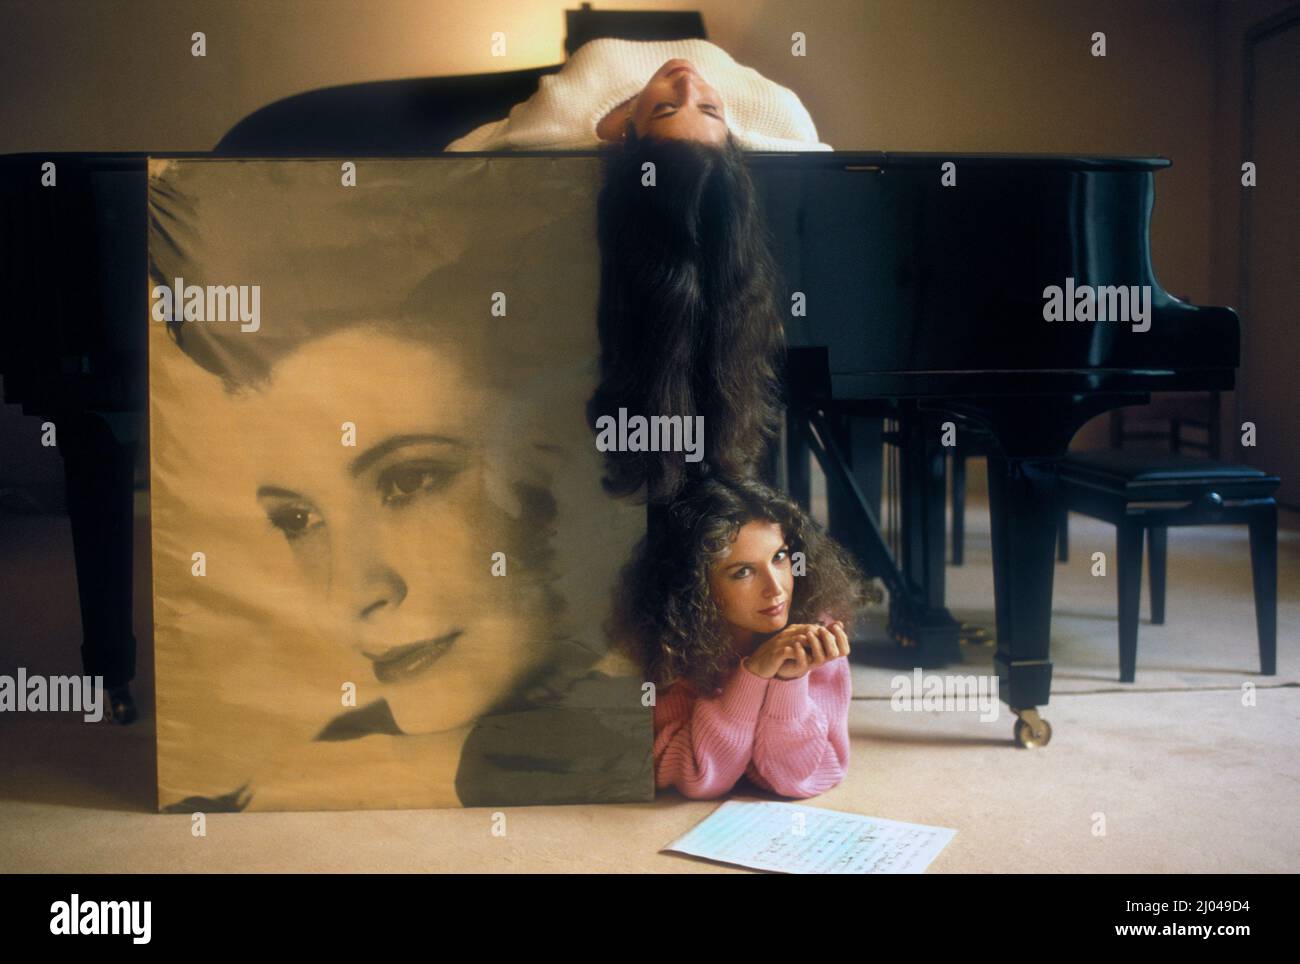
[1059, 450, 1280, 683]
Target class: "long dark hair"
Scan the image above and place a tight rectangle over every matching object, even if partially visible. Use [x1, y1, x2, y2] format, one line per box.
[613, 475, 880, 695]
[587, 124, 786, 503]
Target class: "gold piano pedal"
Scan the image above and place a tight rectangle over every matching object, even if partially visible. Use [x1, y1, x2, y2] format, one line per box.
[958, 622, 993, 647]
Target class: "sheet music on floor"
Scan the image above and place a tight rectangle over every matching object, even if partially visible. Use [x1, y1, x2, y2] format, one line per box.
[662, 800, 956, 873]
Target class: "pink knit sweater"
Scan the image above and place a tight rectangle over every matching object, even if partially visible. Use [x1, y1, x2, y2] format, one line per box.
[652, 655, 851, 800]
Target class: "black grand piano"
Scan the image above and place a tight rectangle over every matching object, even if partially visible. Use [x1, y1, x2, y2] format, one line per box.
[756, 152, 1238, 746]
[0, 148, 1239, 748]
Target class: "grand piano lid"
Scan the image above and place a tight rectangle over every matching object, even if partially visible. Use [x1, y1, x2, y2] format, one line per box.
[1, 150, 1174, 170]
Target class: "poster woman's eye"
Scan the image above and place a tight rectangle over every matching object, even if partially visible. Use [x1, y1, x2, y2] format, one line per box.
[378, 460, 462, 507]
[267, 504, 322, 542]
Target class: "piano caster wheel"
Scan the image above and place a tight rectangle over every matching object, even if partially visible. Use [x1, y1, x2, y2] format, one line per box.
[958, 623, 992, 646]
[1013, 709, 1052, 748]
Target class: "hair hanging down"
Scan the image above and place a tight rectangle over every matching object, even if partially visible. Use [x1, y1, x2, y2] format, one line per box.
[587, 124, 787, 503]
[612, 475, 881, 696]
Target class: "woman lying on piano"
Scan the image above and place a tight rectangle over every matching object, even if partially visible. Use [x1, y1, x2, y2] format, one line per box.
[444, 37, 831, 153]
[446, 37, 833, 505]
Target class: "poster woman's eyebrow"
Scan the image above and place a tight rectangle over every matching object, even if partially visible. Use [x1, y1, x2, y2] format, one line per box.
[349, 433, 467, 477]
[256, 485, 300, 499]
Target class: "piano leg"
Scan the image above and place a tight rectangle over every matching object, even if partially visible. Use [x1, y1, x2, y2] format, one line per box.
[57, 411, 138, 694]
[785, 402, 812, 510]
[951, 444, 965, 566]
[986, 454, 1059, 745]
[894, 407, 963, 664]
[938, 393, 1145, 747]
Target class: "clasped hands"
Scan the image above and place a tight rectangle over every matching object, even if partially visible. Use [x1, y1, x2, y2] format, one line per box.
[744, 621, 851, 680]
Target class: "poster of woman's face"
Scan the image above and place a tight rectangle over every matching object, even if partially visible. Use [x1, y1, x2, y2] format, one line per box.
[148, 158, 653, 811]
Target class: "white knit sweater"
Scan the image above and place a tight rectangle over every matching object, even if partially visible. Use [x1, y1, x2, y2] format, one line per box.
[444, 38, 832, 152]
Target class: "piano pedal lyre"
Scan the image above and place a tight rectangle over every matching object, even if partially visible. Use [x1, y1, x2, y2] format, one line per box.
[1013, 708, 1053, 749]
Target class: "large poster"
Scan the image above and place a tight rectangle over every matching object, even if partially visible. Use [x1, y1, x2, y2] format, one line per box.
[147, 157, 653, 811]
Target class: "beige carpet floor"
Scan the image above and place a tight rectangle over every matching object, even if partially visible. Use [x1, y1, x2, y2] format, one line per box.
[2, 477, 1297, 873]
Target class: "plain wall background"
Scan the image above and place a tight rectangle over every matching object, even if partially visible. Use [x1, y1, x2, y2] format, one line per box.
[1, 0, 1294, 514]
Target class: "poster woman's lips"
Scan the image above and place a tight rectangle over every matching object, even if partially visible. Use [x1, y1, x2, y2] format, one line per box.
[366, 630, 462, 684]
